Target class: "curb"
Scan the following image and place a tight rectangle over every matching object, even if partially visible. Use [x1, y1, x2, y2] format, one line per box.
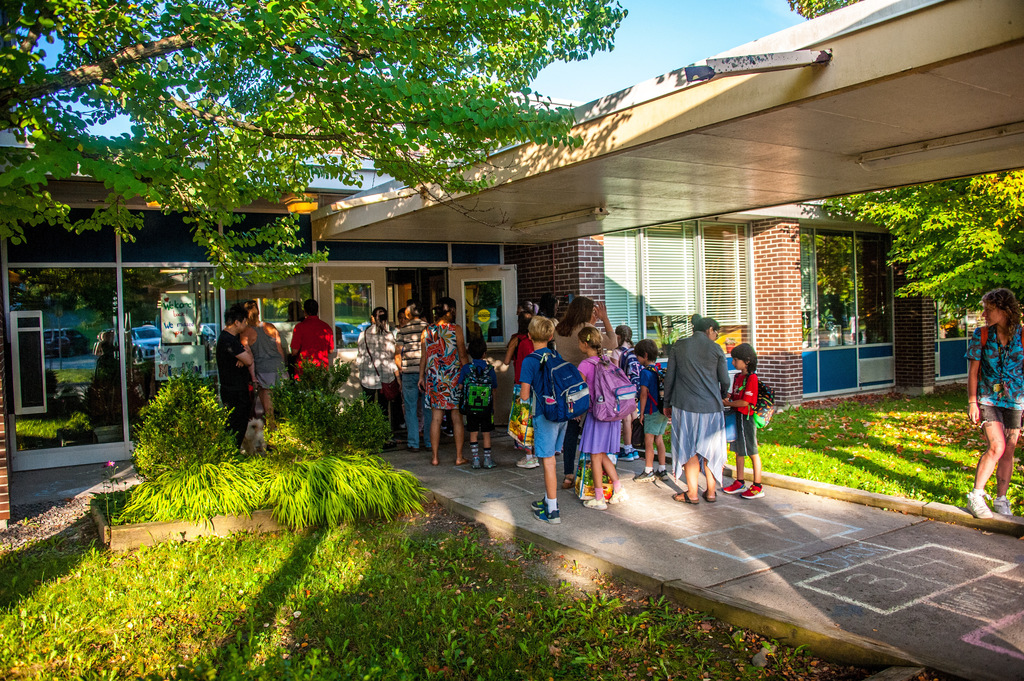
[723, 466, 1024, 539]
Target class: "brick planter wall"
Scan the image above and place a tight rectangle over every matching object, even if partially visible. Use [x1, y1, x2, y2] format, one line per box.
[893, 270, 936, 395]
[505, 237, 606, 316]
[751, 220, 804, 406]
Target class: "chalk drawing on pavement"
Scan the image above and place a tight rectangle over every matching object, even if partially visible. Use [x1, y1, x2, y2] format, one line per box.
[798, 544, 1016, 615]
[961, 608, 1024, 662]
[675, 513, 862, 563]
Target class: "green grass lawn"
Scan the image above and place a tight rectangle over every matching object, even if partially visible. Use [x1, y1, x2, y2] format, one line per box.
[0, 507, 877, 681]
[758, 386, 1023, 513]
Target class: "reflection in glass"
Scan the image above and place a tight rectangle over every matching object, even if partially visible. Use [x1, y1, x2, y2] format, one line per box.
[123, 268, 219, 434]
[334, 282, 373, 347]
[800, 230, 816, 348]
[8, 268, 123, 449]
[937, 301, 969, 339]
[856, 234, 892, 344]
[815, 232, 855, 347]
[228, 271, 312, 324]
[463, 280, 504, 344]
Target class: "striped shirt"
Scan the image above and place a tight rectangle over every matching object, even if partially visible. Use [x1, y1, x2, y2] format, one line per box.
[396, 319, 428, 374]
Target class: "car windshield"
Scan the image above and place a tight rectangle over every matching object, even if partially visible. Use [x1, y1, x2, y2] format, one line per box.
[133, 327, 160, 339]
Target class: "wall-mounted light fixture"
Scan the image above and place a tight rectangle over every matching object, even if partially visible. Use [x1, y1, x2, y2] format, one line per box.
[684, 50, 832, 84]
[856, 122, 1024, 170]
[284, 192, 319, 214]
[511, 206, 609, 233]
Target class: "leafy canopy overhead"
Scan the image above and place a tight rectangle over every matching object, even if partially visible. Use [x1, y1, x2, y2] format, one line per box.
[787, 0, 858, 18]
[825, 172, 1024, 309]
[0, 0, 625, 284]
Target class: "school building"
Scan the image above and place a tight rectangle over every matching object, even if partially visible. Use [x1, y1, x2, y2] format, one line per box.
[0, 0, 1020, 526]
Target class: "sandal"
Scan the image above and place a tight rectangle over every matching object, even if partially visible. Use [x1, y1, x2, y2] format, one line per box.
[702, 490, 717, 503]
[562, 475, 576, 489]
[673, 492, 700, 504]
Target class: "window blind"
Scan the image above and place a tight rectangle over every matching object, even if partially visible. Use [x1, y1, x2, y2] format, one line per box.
[702, 224, 748, 325]
[603, 231, 640, 329]
[643, 223, 697, 330]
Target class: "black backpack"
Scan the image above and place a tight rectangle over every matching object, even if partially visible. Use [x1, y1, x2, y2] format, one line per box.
[459, 364, 493, 416]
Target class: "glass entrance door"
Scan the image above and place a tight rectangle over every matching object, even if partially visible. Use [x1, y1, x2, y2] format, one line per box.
[387, 268, 447, 323]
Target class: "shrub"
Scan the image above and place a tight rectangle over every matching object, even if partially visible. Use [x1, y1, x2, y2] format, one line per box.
[132, 372, 237, 478]
[333, 397, 391, 455]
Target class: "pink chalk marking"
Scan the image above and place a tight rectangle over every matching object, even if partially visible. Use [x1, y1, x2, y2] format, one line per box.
[961, 608, 1024, 661]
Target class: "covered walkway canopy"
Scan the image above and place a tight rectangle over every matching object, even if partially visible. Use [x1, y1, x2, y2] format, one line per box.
[313, 0, 1024, 245]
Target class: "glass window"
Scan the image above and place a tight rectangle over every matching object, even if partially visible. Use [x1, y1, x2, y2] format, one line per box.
[937, 301, 969, 338]
[604, 231, 641, 330]
[463, 280, 505, 345]
[122, 268, 220, 433]
[800, 230, 817, 348]
[814, 231, 856, 347]
[856, 234, 892, 344]
[643, 223, 698, 345]
[8, 267, 123, 450]
[333, 282, 373, 347]
[703, 223, 750, 353]
[228, 270, 313, 324]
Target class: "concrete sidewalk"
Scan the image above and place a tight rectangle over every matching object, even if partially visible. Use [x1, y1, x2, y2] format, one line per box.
[384, 433, 1024, 681]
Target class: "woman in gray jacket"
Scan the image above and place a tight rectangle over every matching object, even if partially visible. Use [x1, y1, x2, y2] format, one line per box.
[662, 315, 730, 503]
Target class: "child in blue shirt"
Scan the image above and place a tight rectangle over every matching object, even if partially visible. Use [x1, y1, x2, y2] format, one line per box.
[632, 339, 669, 482]
[458, 336, 499, 469]
[519, 316, 567, 524]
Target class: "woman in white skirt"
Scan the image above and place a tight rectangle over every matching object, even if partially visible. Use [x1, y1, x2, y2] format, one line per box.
[662, 315, 731, 504]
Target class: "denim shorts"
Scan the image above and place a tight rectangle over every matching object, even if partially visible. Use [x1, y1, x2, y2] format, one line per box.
[532, 412, 567, 458]
[980, 404, 1022, 431]
[643, 411, 669, 437]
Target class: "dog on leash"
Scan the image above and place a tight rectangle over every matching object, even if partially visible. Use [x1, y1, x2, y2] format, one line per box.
[241, 417, 266, 455]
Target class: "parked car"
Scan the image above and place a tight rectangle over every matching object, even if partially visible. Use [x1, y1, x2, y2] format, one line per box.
[335, 321, 370, 347]
[130, 325, 162, 362]
[43, 328, 90, 357]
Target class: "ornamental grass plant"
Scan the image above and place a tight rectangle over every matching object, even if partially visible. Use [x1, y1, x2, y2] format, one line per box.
[116, 367, 422, 529]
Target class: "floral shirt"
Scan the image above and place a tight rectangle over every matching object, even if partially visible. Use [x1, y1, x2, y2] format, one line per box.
[966, 325, 1024, 409]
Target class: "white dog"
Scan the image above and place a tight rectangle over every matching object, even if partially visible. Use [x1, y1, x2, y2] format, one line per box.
[241, 418, 266, 455]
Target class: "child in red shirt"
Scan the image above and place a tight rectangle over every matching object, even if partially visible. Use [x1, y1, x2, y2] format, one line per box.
[722, 343, 764, 499]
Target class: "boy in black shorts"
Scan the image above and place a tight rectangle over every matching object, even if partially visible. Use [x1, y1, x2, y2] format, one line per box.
[458, 337, 499, 469]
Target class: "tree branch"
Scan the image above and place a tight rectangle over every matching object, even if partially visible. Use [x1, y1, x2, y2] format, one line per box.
[161, 95, 350, 142]
[1, 33, 196, 108]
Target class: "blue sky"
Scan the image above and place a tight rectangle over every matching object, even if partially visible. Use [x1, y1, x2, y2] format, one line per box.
[530, 0, 806, 104]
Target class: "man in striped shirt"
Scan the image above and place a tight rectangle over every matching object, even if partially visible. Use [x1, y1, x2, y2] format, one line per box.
[395, 301, 431, 452]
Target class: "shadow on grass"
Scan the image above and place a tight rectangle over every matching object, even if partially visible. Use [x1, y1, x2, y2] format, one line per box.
[0, 515, 97, 613]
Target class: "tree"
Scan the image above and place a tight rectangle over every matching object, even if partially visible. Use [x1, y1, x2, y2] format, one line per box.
[1, 1, 625, 284]
[787, 0, 859, 18]
[824, 172, 1024, 308]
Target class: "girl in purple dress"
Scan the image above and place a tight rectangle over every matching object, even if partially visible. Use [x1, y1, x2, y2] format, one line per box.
[576, 327, 630, 510]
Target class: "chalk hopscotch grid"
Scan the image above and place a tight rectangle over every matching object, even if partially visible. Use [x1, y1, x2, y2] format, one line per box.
[675, 513, 863, 563]
[961, 608, 1024, 662]
[797, 544, 1016, 616]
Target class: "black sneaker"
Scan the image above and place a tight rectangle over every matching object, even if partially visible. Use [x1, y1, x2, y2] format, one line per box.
[655, 470, 669, 480]
[633, 470, 656, 483]
[533, 506, 561, 524]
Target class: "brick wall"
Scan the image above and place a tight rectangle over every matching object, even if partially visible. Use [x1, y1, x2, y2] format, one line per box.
[751, 220, 804, 405]
[505, 237, 606, 316]
[0, 291, 9, 529]
[893, 269, 936, 395]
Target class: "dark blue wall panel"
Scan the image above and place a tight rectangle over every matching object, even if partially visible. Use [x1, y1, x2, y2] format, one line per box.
[8, 209, 116, 263]
[818, 348, 858, 392]
[939, 338, 969, 377]
[319, 241, 448, 262]
[451, 244, 500, 264]
[802, 351, 818, 395]
[858, 344, 893, 359]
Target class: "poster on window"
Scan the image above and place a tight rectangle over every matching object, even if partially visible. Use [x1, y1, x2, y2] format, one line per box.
[156, 344, 205, 380]
[159, 294, 198, 344]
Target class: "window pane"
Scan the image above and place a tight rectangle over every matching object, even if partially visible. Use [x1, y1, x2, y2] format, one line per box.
[8, 267, 123, 450]
[334, 282, 373, 347]
[937, 301, 968, 338]
[229, 270, 313, 324]
[800, 230, 816, 348]
[604, 231, 640, 330]
[123, 268, 220, 433]
[815, 232, 855, 347]
[703, 223, 750, 352]
[464, 280, 505, 344]
[856, 234, 892, 344]
[643, 223, 697, 343]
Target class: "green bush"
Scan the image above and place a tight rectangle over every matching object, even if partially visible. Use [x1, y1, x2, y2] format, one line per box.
[333, 397, 391, 454]
[132, 372, 237, 478]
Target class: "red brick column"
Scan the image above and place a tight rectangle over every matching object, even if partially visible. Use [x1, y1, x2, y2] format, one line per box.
[893, 269, 936, 395]
[0, 295, 10, 529]
[505, 237, 606, 315]
[751, 219, 804, 405]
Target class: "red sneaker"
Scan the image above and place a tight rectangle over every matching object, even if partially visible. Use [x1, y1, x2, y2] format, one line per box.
[741, 484, 765, 499]
[723, 480, 746, 494]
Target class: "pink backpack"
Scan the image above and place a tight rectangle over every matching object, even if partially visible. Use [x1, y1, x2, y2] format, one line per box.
[590, 354, 638, 422]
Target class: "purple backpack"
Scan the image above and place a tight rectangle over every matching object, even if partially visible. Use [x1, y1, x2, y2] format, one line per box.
[590, 354, 639, 422]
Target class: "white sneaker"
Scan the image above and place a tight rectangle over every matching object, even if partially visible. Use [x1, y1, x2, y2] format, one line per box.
[609, 489, 630, 504]
[583, 498, 608, 510]
[993, 496, 1012, 515]
[516, 455, 540, 469]
[966, 490, 993, 519]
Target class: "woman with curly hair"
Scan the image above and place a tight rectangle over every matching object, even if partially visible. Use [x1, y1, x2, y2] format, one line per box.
[966, 288, 1023, 518]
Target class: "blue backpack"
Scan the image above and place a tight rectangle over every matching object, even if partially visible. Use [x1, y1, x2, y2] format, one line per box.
[618, 346, 641, 389]
[533, 350, 590, 422]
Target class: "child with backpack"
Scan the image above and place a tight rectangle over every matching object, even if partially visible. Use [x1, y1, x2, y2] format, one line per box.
[459, 337, 499, 469]
[722, 343, 765, 499]
[577, 327, 633, 509]
[520, 316, 583, 524]
[632, 339, 670, 482]
[614, 325, 641, 462]
[505, 305, 537, 469]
